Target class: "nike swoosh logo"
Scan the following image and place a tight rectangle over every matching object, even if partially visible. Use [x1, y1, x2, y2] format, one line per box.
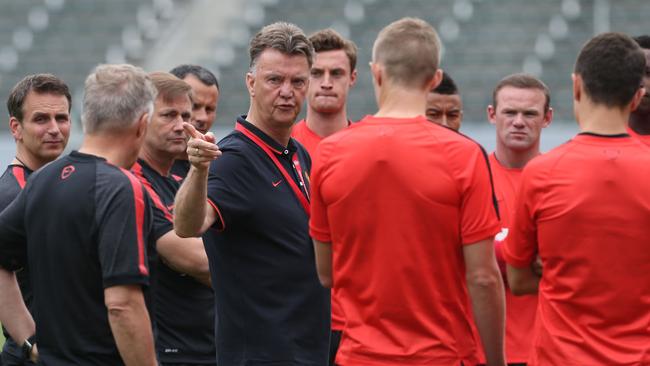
[272, 180, 282, 187]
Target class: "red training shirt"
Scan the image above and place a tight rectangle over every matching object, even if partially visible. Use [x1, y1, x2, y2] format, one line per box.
[489, 152, 538, 364]
[309, 115, 500, 366]
[503, 133, 650, 365]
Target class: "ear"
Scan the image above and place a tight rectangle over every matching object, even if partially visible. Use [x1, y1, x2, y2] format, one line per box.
[246, 72, 255, 97]
[136, 112, 148, 138]
[370, 62, 382, 87]
[572, 73, 581, 102]
[426, 69, 443, 92]
[542, 107, 553, 128]
[349, 69, 358, 87]
[9, 117, 22, 141]
[629, 87, 646, 112]
[487, 105, 497, 125]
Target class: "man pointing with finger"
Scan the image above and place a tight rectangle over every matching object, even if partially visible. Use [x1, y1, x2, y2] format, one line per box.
[174, 22, 330, 366]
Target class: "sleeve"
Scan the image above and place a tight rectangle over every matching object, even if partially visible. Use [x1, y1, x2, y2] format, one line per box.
[0, 190, 27, 271]
[457, 145, 501, 245]
[206, 149, 253, 231]
[502, 166, 540, 268]
[96, 173, 151, 288]
[308, 141, 332, 243]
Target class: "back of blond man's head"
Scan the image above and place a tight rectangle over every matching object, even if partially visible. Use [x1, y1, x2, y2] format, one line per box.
[372, 17, 441, 88]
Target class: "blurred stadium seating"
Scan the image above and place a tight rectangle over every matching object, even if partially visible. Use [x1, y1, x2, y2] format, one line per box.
[0, 0, 647, 130]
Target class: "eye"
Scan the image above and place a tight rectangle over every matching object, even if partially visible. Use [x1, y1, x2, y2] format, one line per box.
[310, 70, 323, 77]
[293, 79, 306, 88]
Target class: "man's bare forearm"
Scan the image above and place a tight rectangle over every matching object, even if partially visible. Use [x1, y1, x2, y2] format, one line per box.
[0, 269, 34, 344]
[106, 285, 157, 366]
[174, 166, 209, 237]
[467, 270, 506, 366]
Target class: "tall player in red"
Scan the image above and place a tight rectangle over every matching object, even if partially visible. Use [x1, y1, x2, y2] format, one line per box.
[486, 74, 552, 365]
[310, 17, 505, 366]
[504, 32, 650, 365]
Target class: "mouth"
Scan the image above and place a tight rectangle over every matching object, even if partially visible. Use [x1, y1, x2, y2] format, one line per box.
[43, 140, 63, 145]
[316, 94, 337, 98]
[275, 104, 295, 111]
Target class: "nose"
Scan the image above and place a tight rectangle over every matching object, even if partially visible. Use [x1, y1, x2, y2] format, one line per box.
[321, 72, 333, 89]
[279, 80, 294, 98]
[441, 115, 449, 128]
[46, 117, 62, 135]
[512, 113, 525, 127]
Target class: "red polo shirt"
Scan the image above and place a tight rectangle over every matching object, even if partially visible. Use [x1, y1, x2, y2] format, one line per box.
[503, 133, 650, 365]
[291, 119, 323, 157]
[310, 115, 500, 366]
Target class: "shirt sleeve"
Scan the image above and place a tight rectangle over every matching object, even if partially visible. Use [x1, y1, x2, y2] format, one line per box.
[96, 171, 152, 288]
[0, 190, 27, 271]
[502, 166, 540, 268]
[456, 144, 501, 245]
[206, 149, 253, 231]
[308, 141, 332, 243]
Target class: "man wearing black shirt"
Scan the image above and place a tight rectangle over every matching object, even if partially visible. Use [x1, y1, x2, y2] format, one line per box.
[132, 71, 215, 366]
[0, 64, 161, 365]
[174, 22, 330, 366]
[169, 65, 220, 179]
[0, 74, 71, 366]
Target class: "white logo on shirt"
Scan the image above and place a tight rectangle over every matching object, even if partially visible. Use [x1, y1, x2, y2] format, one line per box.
[495, 227, 509, 242]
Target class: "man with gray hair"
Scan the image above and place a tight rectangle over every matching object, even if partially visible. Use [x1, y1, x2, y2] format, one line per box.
[174, 22, 330, 365]
[0, 64, 163, 365]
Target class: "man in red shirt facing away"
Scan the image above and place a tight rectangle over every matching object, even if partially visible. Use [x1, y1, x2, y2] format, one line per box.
[310, 17, 506, 366]
[503, 32, 650, 365]
[291, 28, 357, 156]
[628, 35, 650, 145]
[486, 74, 552, 365]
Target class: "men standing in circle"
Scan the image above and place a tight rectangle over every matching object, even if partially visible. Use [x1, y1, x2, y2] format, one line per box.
[426, 71, 463, 131]
[486, 73, 552, 365]
[292, 28, 357, 156]
[503, 33, 650, 365]
[0, 74, 72, 366]
[0, 64, 162, 365]
[131, 72, 215, 366]
[169, 64, 220, 178]
[628, 35, 650, 145]
[174, 22, 330, 366]
[310, 17, 505, 366]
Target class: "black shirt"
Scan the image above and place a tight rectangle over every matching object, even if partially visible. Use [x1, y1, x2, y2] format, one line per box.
[0, 164, 33, 360]
[132, 159, 216, 364]
[204, 116, 330, 365]
[170, 159, 191, 180]
[0, 151, 168, 365]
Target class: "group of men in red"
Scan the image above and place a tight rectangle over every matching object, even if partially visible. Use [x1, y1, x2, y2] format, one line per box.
[0, 14, 649, 366]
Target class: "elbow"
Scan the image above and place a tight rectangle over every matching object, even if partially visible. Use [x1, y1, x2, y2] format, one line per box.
[173, 222, 198, 238]
[318, 274, 332, 288]
[466, 270, 501, 291]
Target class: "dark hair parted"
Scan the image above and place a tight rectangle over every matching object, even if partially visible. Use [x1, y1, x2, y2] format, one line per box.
[492, 73, 551, 112]
[7, 74, 71, 122]
[309, 28, 358, 71]
[169, 64, 219, 90]
[432, 72, 458, 95]
[249, 22, 314, 72]
[575, 32, 645, 108]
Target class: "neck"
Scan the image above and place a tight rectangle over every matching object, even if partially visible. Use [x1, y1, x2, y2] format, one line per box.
[577, 101, 629, 135]
[14, 145, 48, 170]
[375, 85, 427, 119]
[246, 109, 292, 147]
[139, 145, 174, 176]
[305, 107, 348, 138]
[79, 134, 138, 169]
[494, 144, 540, 169]
[629, 111, 650, 135]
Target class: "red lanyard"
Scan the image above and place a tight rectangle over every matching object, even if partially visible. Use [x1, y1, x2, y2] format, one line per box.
[235, 123, 310, 216]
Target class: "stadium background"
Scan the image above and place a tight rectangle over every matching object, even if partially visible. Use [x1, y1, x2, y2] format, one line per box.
[0, 0, 646, 347]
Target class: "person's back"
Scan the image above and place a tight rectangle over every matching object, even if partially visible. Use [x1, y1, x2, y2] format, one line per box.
[312, 115, 498, 364]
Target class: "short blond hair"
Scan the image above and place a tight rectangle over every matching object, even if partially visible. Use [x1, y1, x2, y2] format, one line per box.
[372, 17, 441, 88]
[149, 71, 192, 103]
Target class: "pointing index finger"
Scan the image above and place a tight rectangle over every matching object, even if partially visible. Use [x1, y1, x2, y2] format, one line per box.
[183, 122, 203, 140]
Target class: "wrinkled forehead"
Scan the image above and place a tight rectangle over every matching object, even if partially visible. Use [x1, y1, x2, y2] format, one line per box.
[256, 48, 310, 76]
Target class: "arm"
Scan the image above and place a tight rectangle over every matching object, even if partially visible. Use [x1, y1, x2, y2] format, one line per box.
[507, 263, 541, 295]
[312, 239, 332, 288]
[174, 123, 221, 237]
[463, 239, 506, 366]
[156, 232, 211, 286]
[0, 268, 34, 345]
[105, 285, 157, 366]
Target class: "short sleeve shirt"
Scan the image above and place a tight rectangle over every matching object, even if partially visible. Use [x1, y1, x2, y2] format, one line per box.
[309, 115, 500, 366]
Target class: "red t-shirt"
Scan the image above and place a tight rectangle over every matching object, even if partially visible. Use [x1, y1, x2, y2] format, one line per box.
[310, 115, 500, 366]
[503, 133, 650, 365]
[291, 119, 322, 157]
[627, 126, 650, 146]
[489, 153, 538, 363]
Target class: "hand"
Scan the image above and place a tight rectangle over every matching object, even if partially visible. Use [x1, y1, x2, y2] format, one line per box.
[183, 123, 222, 171]
[30, 343, 38, 363]
[531, 255, 543, 277]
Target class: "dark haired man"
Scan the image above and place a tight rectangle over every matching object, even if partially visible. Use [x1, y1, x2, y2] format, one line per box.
[629, 35, 650, 145]
[426, 72, 463, 130]
[174, 22, 329, 366]
[169, 64, 220, 178]
[504, 32, 650, 365]
[292, 28, 357, 156]
[0, 74, 71, 366]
